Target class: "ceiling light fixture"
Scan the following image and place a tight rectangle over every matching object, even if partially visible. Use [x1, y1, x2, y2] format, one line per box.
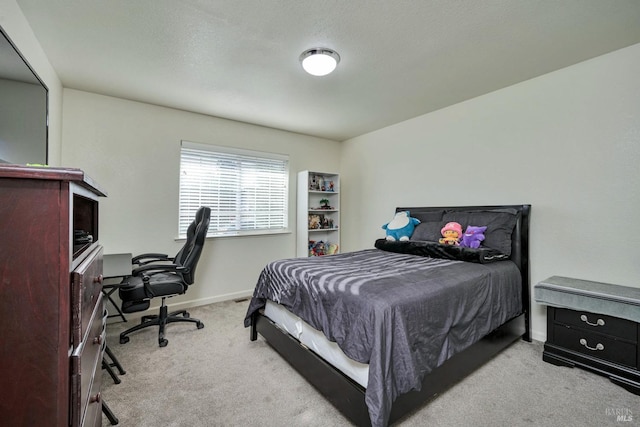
[300, 48, 340, 76]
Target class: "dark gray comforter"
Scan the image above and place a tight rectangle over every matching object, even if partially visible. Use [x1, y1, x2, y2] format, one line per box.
[244, 249, 522, 427]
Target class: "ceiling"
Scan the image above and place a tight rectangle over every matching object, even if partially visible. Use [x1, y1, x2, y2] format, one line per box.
[15, 0, 640, 141]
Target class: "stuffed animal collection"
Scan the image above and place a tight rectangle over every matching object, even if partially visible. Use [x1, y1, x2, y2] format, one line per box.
[439, 222, 463, 245]
[309, 240, 339, 256]
[459, 225, 487, 249]
[380, 211, 487, 249]
[382, 211, 421, 241]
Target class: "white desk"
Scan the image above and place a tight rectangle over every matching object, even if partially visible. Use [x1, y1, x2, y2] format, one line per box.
[104, 252, 133, 278]
[103, 253, 133, 322]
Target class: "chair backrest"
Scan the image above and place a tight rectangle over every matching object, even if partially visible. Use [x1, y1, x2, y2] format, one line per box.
[174, 207, 208, 266]
[179, 206, 210, 285]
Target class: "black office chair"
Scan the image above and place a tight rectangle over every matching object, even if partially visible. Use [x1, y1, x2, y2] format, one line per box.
[129, 207, 208, 270]
[118, 206, 210, 347]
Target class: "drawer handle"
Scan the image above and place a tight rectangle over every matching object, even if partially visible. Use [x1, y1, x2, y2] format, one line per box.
[94, 274, 104, 284]
[90, 392, 101, 404]
[580, 314, 604, 327]
[579, 338, 604, 351]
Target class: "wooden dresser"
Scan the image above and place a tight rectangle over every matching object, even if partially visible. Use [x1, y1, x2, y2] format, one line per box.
[0, 165, 107, 426]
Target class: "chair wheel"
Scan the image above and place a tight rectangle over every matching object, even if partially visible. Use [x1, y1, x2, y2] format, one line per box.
[197, 322, 204, 329]
[159, 338, 168, 347]
[120, 336, 130, 344]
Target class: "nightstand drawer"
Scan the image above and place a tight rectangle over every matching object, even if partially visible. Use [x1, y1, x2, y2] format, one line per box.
[552, 324, 637, 368]
[555, 307, 637, 341]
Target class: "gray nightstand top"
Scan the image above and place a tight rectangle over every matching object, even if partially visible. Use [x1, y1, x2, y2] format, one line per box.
[534, 276, 640, 323]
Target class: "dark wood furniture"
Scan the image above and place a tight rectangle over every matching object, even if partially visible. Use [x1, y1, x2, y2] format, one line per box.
[0, 165, 107, 426]
[250, 204, 531, 426]
[538, 277, 640, 395]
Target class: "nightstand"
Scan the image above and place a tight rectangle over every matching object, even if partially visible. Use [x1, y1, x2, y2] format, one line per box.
[535, 276, 640, 395]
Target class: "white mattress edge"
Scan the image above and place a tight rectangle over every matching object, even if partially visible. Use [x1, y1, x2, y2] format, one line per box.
[264, 300, 369, 388]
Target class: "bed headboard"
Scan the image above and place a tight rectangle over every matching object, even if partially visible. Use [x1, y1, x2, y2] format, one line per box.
[396, 204, 531, 341]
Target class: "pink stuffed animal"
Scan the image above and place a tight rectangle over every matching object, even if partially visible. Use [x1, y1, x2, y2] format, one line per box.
[439, 222, 462, 245]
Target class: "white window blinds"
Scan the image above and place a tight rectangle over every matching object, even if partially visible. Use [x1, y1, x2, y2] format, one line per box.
[179, 141, 289, 237]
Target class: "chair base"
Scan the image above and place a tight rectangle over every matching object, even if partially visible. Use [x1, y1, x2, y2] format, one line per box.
[119, 299, 204, 347]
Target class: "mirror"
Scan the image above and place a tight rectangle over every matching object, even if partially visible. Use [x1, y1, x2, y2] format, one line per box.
[0, 25, 48, 165]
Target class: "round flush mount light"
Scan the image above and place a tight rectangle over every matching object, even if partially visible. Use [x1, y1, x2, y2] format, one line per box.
[300, 48, 340, 76]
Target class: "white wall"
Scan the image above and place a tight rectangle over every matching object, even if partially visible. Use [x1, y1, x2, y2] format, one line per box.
[5, 0, 638, 339]
[61, 89, 341, 308]
[0, 0, 63, 164]
[341, 43, 640, 341]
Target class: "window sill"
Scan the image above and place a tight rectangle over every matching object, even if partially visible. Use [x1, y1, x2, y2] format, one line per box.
[175, 228, 292, 241]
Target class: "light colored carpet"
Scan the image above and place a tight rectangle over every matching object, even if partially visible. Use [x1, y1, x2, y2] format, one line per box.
[101, 300, 638, 426]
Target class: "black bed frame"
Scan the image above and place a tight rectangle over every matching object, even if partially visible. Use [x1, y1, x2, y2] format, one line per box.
[250, 204, 531, 426]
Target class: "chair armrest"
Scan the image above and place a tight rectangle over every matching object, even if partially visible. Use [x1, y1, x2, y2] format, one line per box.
[132, 253, 174, 265]
[132, 263, 190, 277]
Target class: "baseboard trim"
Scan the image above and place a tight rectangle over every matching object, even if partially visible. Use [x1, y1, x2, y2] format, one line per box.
[108, 289, 254, 324]
[531, 329, 546, 342]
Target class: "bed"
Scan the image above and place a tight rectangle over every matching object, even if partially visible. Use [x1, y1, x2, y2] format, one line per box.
[245, 205, 531, 426]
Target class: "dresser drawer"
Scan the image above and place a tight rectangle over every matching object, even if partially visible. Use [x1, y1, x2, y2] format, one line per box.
[81, 363, 103, 427]
[552, 324, 637, 368]
[554, 307, 637, 341]
[71, 298, 106, 427]
[72, 246, 104, 346]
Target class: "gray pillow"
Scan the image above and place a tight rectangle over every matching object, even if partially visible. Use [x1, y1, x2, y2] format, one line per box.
[409, 209, 445, 223]
[411, 221, 443, 242]
[442, 209, 518, 256]
[406, 210, 444, 242]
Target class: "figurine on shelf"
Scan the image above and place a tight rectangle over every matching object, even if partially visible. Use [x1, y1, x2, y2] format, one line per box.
[328, 181, 334, 192]
[309, 240, 338, 256]
[322, 216, 330, 229]
[309, 174, 319, 191]
[308, 214, 321, 229]
[326, 243, 339, 255]
[309, 240, 327, 256]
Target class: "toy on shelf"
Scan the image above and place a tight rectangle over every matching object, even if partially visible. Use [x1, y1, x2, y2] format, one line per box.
[308, 240, 339, 256]
[319, 198, 332, 209]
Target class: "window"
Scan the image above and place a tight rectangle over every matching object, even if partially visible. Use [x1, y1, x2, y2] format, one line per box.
[179, 141, 289, 237]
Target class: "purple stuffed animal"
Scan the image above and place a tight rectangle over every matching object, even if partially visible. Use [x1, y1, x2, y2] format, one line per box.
[460, 225, 487, 249]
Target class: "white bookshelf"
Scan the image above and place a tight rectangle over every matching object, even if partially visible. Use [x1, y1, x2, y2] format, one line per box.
[297, 170, 340, 257]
